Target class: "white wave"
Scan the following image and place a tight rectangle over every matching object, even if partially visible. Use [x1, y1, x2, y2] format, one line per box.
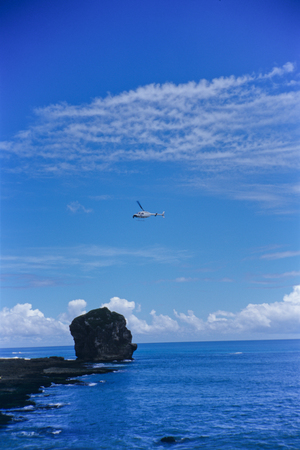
[48, 403, 65, 408]
[92, 363, 105, 368]
[20, 431, 37, 437]
[0, 356, 21, 359]
[0, 356, 31, 360]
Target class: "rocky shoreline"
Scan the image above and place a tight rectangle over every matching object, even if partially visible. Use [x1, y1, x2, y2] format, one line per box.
[0, 356, 115, 426]
[0, 307, 138, 427]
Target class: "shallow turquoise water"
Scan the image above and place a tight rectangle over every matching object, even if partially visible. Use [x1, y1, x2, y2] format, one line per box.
[1, 340, 300, 449]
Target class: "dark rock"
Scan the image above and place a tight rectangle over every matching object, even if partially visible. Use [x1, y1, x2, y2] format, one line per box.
[0, 412, 13, 427]
[161, 436, 177, 443]
[0, 357, 115, 426]
[69, 307, 137, 361]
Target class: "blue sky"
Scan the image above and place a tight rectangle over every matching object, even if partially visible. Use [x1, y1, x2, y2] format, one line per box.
[1, 0, 300, 347]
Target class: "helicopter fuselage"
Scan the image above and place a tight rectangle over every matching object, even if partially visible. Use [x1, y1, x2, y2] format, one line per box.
[133, 201, 165, 219]
[133, 211, 156, 219]
[133, 211, 164, 219]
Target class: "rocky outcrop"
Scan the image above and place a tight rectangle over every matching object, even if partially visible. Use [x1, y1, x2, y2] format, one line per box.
[69, 307, 137, 361]
[0, 357, 115, 426]
[0, 307, 137, 427]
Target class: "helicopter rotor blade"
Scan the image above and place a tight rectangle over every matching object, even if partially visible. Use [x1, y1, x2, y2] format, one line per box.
[137, 201, 144, 211]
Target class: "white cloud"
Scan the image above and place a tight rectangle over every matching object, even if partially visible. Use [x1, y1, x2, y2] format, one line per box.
[283, 285, 300, 304]
[174, 309, 205, 331]
[175, 277, 198, 283]
[101, 296, 136, 317]
[263, 271, 300, 280]
[101, 297, 155, 334]
[59, 299, 87, 323]
[261, 62, 295, 79]
[1, 63, 299, 212]
[1, 63, 299, 180]
[1, 245, 188, 286]
[188, 179, 300, 213]
[89, 195, 113, 201]
[101, 297, 179, 335]
[175, 285, 300, 336]
[0, 303, 69, 345]
[1, 286, 299, 347]
[0, 273, 65, 289]
[149, 310, 179, 333]
[261, 250, 300, 260]
[103, 286, 300, 339]
[67, 201, 93, 213]
[0, 299, 86, 346]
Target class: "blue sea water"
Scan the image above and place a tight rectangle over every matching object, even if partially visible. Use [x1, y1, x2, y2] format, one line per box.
[1, 340, 300, 449]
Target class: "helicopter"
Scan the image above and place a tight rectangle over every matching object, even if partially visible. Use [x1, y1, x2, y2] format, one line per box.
[133, 201, 165, 219]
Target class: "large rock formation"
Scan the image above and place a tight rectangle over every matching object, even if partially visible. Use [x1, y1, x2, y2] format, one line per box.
[69, 307, 137, 361]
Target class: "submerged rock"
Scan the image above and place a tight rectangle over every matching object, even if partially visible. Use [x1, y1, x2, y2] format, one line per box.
[160, 436, 177, 443]
[69, 307, 137, 361]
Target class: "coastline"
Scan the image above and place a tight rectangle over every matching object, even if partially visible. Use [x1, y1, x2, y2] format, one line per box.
[0, 356, 114, 426]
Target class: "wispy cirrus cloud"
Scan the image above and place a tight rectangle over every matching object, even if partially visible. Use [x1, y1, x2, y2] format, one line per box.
[0, 273, 69, 289]
[0, 244, 190, 288]
[187, 178, 300, 213]
[263, 271, 300, 279]
[1, 63, 299, 178]
[260, 62, 295, 79]
[67, 201, 93, 213]
[172, 276, 233, 283]
[175, 277, 198, 283]
[245, 264, 300, 289]
[89, 195, 113, 201]
[260, 250, 300, 260]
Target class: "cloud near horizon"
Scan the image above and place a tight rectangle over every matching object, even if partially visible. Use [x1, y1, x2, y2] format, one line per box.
[103, 286, 300, 337]
[58, 299, 87, 323]
[0, 299, 87, 346]
[1, 286, 299, 346]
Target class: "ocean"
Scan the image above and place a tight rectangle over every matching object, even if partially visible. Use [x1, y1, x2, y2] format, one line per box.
[1, 340, 300, 449]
